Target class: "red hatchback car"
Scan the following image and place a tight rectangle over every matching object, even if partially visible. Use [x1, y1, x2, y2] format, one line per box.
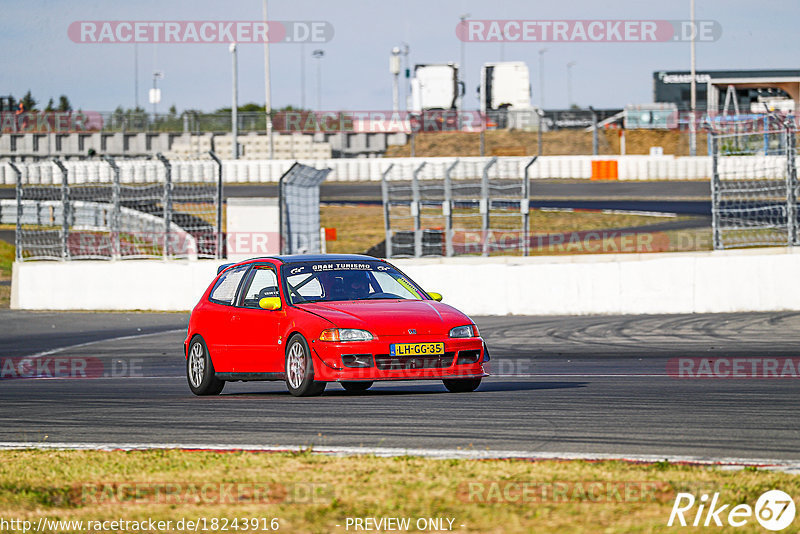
[185, 254, 489, 396]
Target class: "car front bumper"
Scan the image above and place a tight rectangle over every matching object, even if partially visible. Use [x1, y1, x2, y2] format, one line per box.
[309, 335, 489, 382]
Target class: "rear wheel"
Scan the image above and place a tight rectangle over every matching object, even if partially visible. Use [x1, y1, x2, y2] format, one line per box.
[285, 335, 326, 397]
[187, 336, 225, 396]
[443, 377, 481, 393]
[341, 381, 373, 393]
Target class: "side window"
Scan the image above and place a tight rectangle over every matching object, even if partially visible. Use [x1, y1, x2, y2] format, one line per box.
[209, 265, 248, 305]
[240, 266, 280, 309]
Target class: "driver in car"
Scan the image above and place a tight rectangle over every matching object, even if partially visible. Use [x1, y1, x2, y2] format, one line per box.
[332, 271, 371, 300]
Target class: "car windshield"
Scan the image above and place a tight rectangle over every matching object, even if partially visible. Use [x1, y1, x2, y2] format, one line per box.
[282, 261, 425, 304]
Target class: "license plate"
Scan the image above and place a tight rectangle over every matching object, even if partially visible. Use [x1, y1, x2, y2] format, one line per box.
[390, 342, 444, 356]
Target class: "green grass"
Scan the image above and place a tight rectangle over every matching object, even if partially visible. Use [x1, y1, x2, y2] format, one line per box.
[0, 450, 795, 533]
[320, 205, 695, 255]
[0, 238, 15, 278]
[0, 239, 12, 308]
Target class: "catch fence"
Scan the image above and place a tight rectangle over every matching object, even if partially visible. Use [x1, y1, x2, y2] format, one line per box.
[7, 155, 221, 261]
[381, 157, 536, 257]
[709, 114, 799, 249]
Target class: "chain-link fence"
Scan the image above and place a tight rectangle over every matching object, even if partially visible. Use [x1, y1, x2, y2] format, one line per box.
[709, 115, 798, 249]
[9, 155, 222, 261]
[381, 157, 535, 257]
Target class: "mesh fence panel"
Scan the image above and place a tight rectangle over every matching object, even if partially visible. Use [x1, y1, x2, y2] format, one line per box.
[383, 158, 533, 257]
[711, 117, 797, 249]
[280, 163, 330, 254]
[15, 158, 220, 260]
[18, 181, 65, 260]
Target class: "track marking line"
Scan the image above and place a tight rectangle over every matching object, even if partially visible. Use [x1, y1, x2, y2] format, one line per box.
[24, 328, 185, 359]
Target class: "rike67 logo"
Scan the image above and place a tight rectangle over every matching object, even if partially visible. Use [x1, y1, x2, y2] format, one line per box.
[668, 489, 796, 530]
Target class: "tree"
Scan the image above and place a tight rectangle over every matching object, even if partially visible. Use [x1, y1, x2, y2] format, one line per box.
[20, 90, 37, 111]
[215, 102, 265, 113]
[169, 104, 177, 116]
[45, 98, 55, 112]
[57, 95, 72, 112]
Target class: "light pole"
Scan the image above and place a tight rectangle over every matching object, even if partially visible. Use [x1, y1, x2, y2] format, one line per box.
[566, 61, 576, 108]
[459, 13, 469, 130]
[391, 47, 401, 112]
[538, 48, 548, 110]
[150, 70, 164, 118]
[262, 0, 273, 159]
[589, 105, 598, 156]
[401, 42, 410, 110]
[134, 44, 139, 110]
[229, 42, 239, 160]
[459, 14, 469, 106]
[689, 0, 697, 156]
[300, 43, 306, 109]
[312, 49, 324, 112]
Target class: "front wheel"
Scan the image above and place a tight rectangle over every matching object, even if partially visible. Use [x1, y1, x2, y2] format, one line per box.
[341, 381, 373, 393]
[285, 335, 327, 397]
[186, 336, 225, 396]
[443, 377, 481, 393]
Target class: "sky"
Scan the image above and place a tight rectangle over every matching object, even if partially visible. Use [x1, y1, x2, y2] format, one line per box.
[1, 0, 798, 113]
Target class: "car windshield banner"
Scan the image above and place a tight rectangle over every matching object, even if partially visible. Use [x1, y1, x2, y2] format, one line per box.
[285, 261, 392, 276]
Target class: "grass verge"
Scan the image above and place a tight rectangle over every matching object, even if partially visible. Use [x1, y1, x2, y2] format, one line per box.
[0, 238, 13, 308]
[0, 450, 794, 533]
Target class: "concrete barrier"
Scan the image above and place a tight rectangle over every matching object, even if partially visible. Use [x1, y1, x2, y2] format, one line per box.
[11, 248, 800, 315]
[4, 156, 718, 185]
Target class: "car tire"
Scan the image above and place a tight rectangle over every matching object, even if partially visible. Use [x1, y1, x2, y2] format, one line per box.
[341, 381, 373, 393]
[187, 336, 225, 396]
[442, 377, 481, 393]
[285, 335, 327, 397]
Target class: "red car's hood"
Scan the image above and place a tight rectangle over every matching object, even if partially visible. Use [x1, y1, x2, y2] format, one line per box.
[298, 300, 471, 336]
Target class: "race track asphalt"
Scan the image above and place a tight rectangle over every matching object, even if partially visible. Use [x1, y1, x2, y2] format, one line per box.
[0, 310, 797, 460]
[0, 179, 710, 202]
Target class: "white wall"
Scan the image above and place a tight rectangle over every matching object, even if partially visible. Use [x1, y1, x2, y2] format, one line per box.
[226, 197, 280, 261]
[0, 156, 719, 185]
[12, 248, 800, 315]
[7, 156, 800, 185]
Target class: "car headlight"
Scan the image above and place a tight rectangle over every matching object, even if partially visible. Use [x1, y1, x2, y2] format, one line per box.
[449, 325, 478, 338]
[319, 328, 374, 342]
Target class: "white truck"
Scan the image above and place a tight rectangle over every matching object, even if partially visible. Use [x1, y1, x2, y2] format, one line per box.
[410, 63, 462, 112]
[479, 61, 535, 129]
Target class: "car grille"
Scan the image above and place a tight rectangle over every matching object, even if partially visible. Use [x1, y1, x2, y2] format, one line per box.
[374, 352, 456, 370]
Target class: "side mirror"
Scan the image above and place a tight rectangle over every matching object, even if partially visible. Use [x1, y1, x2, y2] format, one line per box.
[259, 297, 282, 310]
[427, 292, 443, 302]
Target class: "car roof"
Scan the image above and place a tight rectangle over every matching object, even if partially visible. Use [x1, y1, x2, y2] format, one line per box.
[244, 254, 382, 264]
[216, 254, 385, 275]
